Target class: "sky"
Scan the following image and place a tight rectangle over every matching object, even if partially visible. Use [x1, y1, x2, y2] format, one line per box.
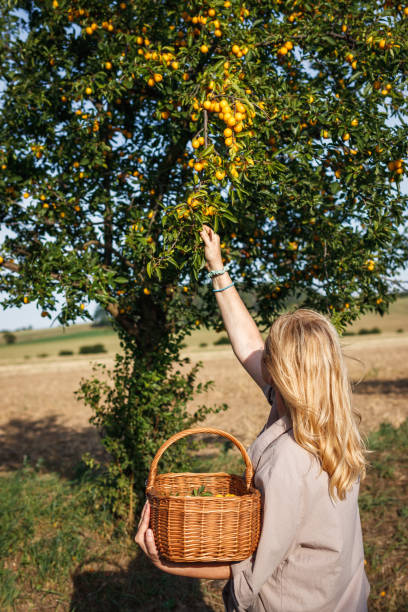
[0, 295, 97, 331]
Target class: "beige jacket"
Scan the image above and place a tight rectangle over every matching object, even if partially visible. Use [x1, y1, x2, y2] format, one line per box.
[223, 387, 370, 612]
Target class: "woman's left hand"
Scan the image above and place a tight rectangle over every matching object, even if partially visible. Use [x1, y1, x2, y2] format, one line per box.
[135, 500, 162, 568]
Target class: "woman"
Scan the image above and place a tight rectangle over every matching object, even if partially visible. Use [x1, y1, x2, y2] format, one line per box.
[136, 225, 370, 611]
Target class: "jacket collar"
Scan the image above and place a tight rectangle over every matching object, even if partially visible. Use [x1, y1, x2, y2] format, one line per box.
[250, 413, 293, 469]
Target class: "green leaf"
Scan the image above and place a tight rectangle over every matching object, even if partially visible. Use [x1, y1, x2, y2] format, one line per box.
[330, 182, 341, 194]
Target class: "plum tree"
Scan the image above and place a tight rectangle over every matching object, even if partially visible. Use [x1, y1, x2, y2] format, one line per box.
[0, 0, 407, 516]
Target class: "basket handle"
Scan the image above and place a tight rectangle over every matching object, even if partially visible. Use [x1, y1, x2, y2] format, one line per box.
[146, 427, 254, 493]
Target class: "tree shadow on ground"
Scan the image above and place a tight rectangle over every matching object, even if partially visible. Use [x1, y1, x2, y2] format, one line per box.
[352, 378, 408, 395]
[70, 554, 224, 612]
[0, 415, 108, 477]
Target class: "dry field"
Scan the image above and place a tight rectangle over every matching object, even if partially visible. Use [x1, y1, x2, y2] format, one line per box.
[0, 305, 407, 474]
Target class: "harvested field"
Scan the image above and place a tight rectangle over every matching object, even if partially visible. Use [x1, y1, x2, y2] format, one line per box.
[0, 331, 407, 474]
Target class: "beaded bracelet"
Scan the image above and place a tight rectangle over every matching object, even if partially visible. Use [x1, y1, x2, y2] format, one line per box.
[208, 263, 229, 279]
[213, 282, 234, 293]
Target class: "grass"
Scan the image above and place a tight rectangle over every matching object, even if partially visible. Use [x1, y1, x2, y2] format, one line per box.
[359, 421, 408, 611]
[1, 421, 407, 611]
[0, 461, 218, 611]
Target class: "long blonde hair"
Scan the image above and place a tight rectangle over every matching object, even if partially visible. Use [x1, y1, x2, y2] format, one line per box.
[264, 308, 367, 501]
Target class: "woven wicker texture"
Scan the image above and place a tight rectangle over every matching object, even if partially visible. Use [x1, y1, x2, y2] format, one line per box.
[146, 427, 261, 562]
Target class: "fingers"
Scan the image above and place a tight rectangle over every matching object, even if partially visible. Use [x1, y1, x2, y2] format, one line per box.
[145, 528, 160, 563]
[135, 500, 150, 550]
[134, 501, 161, 566]
[137, 500, 149, 528]
[199, 225, 212, 245]
[200, 225, 219, 248]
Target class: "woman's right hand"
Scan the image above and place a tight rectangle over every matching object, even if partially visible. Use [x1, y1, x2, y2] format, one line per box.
[199, 225, 224, 271]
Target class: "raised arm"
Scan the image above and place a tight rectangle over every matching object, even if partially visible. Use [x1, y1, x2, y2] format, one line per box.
[200, 225, 267, 389]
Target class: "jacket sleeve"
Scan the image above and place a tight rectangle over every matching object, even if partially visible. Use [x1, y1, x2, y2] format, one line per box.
[228, 444, 305, 610]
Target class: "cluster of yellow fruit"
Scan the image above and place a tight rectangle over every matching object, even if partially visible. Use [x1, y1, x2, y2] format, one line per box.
[277, 40, 294, 56]
[176, 193, 218, 219]
[135, 41, 188, 87]
[184, 93, 254, 186]
[345, 52, 358, 70]
[147, 73, 163, 87]
[203, 205, 217, 216]
[210, 97, 249, 144]
[188, 156, 208, 174]
[67, 6, 111, 33]
[215, 493, 237, 498]
[373, 81, 393, 96]
[387, 159, 404, 174]
[288, 10, 303, 22]
[67, 6, 88, 20]
[84, 22, 99, 35]
[239, 6, 250, 19]
[231, 43, 248, 58]
[138, 45, 178, 67]
[68, 0, 128, 31]
[66, 6, 89, 23]
[182, 3, 248, 23]
[373, 36, 399, 51]
[182, 10, 222, 37]
[31, 144, 44, 159]
[366, 259, 375, 271]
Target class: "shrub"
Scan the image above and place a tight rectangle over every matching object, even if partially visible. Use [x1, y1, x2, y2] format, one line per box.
[199, 342, 208, 347]
[37, 353, 48, 358]
[214, 336, 230, 346]
[59, 350, 74, 356]
[358, 327, 381, 335]
[77, 333, 227, 522]
[3, 331, 16, 345]
[79, 344, 107, 354]
[396, 328, 404, 333]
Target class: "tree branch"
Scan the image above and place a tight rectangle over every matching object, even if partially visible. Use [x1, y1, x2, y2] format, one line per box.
[1, 260, 20, 273]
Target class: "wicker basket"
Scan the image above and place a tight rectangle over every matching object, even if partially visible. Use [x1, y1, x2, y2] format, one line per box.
[146, 427, 261, 563]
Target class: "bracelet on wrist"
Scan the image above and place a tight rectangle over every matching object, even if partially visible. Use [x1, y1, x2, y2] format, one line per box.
[208, 263, 229, 279]
[213, 282, 234, 293]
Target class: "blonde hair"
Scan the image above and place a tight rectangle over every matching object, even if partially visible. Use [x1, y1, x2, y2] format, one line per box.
[264, 308, 367, 501]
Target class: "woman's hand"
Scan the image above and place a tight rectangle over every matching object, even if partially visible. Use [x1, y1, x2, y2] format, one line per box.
[135, 499, 231, 579]
[135, 500, 162, 569]
[200, 225, 223, 271]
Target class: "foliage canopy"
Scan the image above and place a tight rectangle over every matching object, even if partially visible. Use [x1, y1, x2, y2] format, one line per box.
[0, 0, 407, 329]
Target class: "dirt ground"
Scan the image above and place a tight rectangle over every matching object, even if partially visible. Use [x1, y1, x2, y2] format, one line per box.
[0, 333, 407, 475]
